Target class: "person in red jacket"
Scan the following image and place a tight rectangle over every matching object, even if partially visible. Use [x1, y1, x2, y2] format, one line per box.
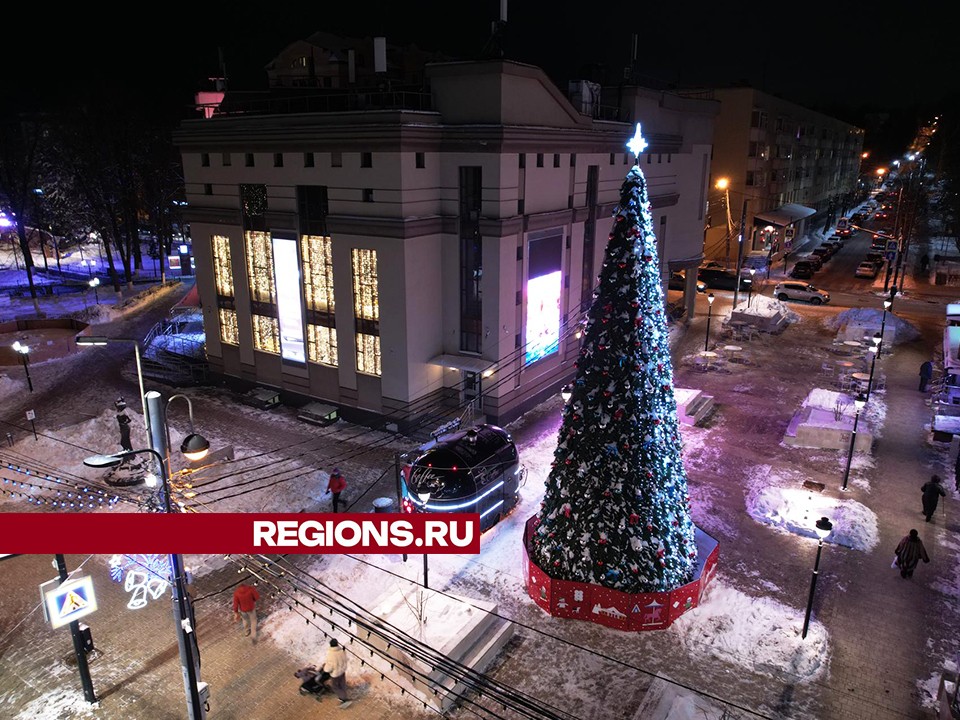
[232, 581, 260, 640]
[326, 467, 347, 513]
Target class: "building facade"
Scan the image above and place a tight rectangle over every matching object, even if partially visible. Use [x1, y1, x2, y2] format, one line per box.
[688, 87, 864, 269]
[173, 59, 717, 429]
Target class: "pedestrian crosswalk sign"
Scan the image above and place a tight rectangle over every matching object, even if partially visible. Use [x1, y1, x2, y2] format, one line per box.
[43, 576, 97, 629]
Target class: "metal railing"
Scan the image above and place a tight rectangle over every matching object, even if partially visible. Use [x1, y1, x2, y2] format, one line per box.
[215, 91, 434, 116]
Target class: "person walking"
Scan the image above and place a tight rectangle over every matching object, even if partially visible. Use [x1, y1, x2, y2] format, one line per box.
[894, 529, 930, 579]
[919, 360, 934, 392]
[326, 467, 347, 513]
[920, 253, 930, 274]
[232, 581, 260, 641]
[921, 474, 947, 522]
[321, 638, 351, 707]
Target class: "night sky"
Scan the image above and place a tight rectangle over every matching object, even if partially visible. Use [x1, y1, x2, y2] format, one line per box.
[5, 2, 954, 155]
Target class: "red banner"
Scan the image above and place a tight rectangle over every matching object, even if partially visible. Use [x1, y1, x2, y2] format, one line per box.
[0, 513, 481, 554]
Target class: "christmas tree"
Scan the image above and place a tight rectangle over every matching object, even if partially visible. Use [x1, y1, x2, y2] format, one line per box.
[530, 125, 697, 594]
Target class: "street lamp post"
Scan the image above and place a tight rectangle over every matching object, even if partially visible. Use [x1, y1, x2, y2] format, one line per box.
[801, 516, 833, 639]
[840, 394, 867, 491]
[12, 341, 33, 392]
[89, 277, 100, 304]
[84, 391, 210, 720]
[879, 289, 895, 356]
[75, 336, 148, 431]
[704, 293, 716, 351]
[866, 333, 881, 400]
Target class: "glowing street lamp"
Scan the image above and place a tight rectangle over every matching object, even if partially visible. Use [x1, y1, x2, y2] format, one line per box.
[801, 516, 833, 639]
[83, 390, 210, 720]
[704, 293, 716, 352]
[866, 333, 882, 400]
[88, 277, 100, 304]
[841, 394, 867, 491]
[12, 340, 33, 392]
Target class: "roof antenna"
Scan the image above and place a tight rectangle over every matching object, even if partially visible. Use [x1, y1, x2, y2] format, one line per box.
[480, 0, 508, 59]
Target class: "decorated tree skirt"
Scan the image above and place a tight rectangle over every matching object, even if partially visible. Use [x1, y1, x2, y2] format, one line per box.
[523, 516, 719, 631]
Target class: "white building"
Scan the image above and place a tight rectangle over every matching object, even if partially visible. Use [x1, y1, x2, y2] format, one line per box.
[174, 57, 717, 429]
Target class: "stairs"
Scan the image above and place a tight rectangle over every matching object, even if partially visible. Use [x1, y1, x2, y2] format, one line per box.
[367, 587, 515, 713]
[675, 388, 715, 426]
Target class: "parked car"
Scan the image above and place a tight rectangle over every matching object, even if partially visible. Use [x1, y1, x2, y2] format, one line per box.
[855, 262, 880, 279]
[811, 247, 833, 262]
[828, 234, 845, 248]
[669, 271, 707, 293]
[850, 212, 866, 224]
[697, 267, 753, 291]
[823, 240, 843, 253]
[795, 253, 823, 271]
[774, 282, 830, 305]
[875, 210, 889, 221]
[865, 251, 885, 267]
[789, 263, 815, 279]
[869, 239, 886, 252]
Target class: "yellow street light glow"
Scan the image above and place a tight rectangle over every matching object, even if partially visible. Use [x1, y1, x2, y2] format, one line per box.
[715, 178, 730, 190]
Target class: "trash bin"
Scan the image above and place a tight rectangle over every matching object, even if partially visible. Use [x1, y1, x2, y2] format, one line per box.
[372, 497, 395, 513]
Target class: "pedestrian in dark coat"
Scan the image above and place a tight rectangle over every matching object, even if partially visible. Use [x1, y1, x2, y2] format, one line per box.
[921, 475, 947, 522]
[895, 529, 930, 579]
[919, 360, 934, 392]
[955, 453, 960, 493]
[326, 468, 347, 513]
[920, 254, 930, 273]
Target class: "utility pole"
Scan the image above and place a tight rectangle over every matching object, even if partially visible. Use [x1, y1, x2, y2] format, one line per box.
[146, 392, 206, 720]
[733, 198, 748, 309]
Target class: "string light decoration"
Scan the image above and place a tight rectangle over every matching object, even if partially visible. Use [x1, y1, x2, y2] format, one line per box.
[302, 234, 338, 366]
[218, 308, 239, 345]
[2, 464, 121, 509]
[529, 126, 698, 593]
[252, 314, 280, 355]
[244, 230, 276, 304]
[213, 234, 240, 346]
[352, 248, 381, 376]
[109, 554, 171, 610]
[212, 235, 235, 297]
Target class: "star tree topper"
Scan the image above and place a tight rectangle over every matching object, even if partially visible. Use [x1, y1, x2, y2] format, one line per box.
[626, 123, 648, 160]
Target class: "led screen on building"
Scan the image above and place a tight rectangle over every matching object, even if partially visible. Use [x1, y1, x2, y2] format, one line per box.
[271, 234, 306, 363]
[525, 231, 563, 364]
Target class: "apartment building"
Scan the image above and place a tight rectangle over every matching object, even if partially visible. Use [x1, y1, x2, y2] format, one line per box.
[174, 56, 717, 430]
[689, 87, 864, 269]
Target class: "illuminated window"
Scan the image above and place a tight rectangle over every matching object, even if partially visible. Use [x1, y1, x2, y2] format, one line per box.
[352, 248, 380, 376]
[245, 231, 276, 304]
[302, 234, 337, 366]
[218, 308, 239, 345]
[252, 314, 280, 354]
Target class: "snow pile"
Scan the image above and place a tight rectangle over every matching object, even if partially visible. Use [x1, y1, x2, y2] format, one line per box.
[672, 579, 830, 682]
[727, 294, 798, 322]
[823, 307, 920, 345]
[745, 465, 879, 553]
[13, 686, 99, 720]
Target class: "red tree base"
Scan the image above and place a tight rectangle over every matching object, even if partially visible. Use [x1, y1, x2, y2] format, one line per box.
[523, 515, 719, 631]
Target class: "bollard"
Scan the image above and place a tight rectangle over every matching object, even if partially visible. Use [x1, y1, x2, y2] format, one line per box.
[372, 497, 395, 513]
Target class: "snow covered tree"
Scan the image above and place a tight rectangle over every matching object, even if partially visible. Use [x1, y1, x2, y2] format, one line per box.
[530, 127, 697, 593]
